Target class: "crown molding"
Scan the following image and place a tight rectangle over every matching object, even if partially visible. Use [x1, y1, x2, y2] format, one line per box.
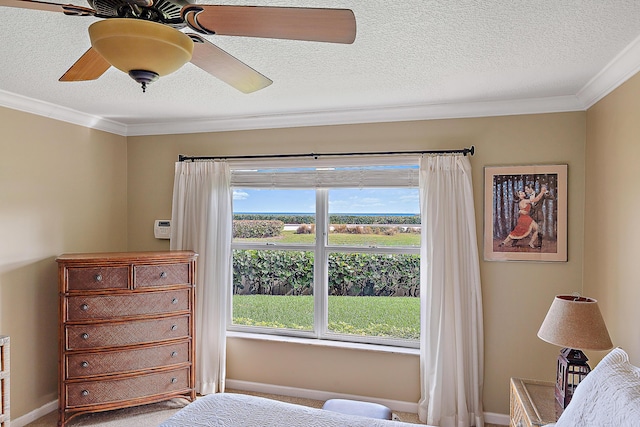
[0, 89, 127, 136]
[0, 87, 584, 137]
[0, 90, 588, 137]
[125, 95, 584, 136]
[577, 32, 640, 108]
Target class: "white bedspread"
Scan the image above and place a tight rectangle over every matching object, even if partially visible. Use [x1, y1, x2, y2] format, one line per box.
[546, 347, 640, 427]
[159, 393, 424, 427]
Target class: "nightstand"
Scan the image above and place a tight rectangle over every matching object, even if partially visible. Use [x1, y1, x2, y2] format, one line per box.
[510, 378, 562, 427]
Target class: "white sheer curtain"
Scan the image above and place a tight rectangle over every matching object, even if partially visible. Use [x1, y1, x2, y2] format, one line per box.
[418, 155, 484, 427]
[170, 161, 232, 395]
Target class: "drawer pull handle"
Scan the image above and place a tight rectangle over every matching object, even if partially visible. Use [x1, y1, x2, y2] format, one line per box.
[81, 390, 89, 396]
[171, 377, 177, 384]
[80, 303, 89, 311]
[81, 333, 89, 340]
[95, 274, 103, 282]
[171, 325, 178, 331]
[171, 298, 178, 304]
[81, 361, 89, 368]
[160, 271, 167, 279]
[171, 351, 178, 358]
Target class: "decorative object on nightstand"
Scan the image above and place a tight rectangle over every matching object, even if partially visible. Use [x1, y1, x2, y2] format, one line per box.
[0, 336, 8, 427]
[510, 378, 561, 427]
[537, 294, 613, 408]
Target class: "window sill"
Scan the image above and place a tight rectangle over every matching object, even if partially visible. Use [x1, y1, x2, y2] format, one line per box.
[226, 331, 420, 356]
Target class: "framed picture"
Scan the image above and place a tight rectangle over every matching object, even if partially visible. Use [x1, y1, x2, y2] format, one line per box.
[484, 164, 567, 262]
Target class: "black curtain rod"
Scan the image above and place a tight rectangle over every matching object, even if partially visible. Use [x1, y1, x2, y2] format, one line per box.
[178, 146, 474, 162]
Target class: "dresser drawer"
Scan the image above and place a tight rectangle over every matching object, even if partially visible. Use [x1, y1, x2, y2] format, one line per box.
[134, 263, 189, 288]
[66, 315, 190, 350]
[67, 267, 129, 291]
[66, 367, 190, 407]
[66, 289, 190, 321]
[66, 341, 190, 379]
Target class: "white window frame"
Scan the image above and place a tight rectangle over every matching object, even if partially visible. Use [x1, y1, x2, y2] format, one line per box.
[228, 156, 421, 348]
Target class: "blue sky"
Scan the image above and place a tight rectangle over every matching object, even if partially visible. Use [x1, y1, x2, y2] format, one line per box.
[233, 188, 420, 214]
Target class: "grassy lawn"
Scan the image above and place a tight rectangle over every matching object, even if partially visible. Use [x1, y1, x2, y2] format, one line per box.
[232, 294, 420, 340]
[235, 230, 420, 246]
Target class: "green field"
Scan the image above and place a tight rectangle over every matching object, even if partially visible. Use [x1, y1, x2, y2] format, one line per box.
[235, 230, 420, 246]
[232, 294, 420, 340]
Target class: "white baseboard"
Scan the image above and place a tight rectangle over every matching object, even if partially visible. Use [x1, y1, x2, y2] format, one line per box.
[226, 379, 510, 425]
[485, 411, 510, 425]
[11, 399, 57, 427]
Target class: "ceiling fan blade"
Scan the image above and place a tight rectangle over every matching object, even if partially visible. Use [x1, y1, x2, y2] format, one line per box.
[182, 5, 356, 44]
[188, 34, 272, 94]
[59, 48, 111, 81]
[0, 0, 94, 15]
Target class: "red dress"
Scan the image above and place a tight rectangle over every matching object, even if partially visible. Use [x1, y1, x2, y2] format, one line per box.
[508, 204, 534, 239]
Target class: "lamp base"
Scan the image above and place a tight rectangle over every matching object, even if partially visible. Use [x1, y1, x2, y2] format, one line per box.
[128, 70, 159, 93]
[555, 348, 591, 408]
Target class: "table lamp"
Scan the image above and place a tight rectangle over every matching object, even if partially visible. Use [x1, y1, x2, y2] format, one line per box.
[537, 295, 613, 408]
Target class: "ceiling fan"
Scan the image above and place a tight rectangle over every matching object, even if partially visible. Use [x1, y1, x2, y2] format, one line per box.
[0, 0, 356, 92]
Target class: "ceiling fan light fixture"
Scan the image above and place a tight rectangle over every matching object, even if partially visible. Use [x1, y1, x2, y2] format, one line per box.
[88, 19, 194, 90]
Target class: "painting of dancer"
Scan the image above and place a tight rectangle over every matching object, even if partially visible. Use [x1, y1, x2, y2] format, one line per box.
[484, 164, 567, 262]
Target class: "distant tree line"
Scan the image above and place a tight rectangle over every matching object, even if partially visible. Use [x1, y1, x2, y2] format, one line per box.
[234, 213, 420, 225]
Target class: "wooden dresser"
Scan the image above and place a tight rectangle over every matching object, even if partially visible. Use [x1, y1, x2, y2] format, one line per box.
[56, 251, 197, 427]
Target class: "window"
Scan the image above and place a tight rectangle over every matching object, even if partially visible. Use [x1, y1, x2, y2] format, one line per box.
[229, 161, 420, 348]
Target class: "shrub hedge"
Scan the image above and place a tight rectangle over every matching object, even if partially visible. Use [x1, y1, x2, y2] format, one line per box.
[233, 250, 420, 298]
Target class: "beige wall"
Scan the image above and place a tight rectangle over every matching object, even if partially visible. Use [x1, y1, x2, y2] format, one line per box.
[0, 107, 128, 418]
[0, 105, 592, 420]
[127, 112, 586, 414]
[585, 73, 640, 364]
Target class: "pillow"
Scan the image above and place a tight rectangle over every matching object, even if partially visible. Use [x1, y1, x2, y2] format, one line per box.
[554, 347, 640, 427]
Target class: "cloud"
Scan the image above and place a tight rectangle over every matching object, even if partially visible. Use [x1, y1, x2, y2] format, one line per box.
[233, 190, 250, 200]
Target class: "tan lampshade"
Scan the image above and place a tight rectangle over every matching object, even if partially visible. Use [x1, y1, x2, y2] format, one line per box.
[89, 19, 194, 77]
[538, 295, 613, 351]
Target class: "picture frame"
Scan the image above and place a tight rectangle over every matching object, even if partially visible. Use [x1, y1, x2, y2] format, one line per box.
[484, 164, 567, 262]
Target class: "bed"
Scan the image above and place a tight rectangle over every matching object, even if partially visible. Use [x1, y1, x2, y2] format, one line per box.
[159, 392, 424, 427]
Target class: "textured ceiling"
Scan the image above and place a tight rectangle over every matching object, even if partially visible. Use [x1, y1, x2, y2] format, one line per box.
[1, 1, 640, 136]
